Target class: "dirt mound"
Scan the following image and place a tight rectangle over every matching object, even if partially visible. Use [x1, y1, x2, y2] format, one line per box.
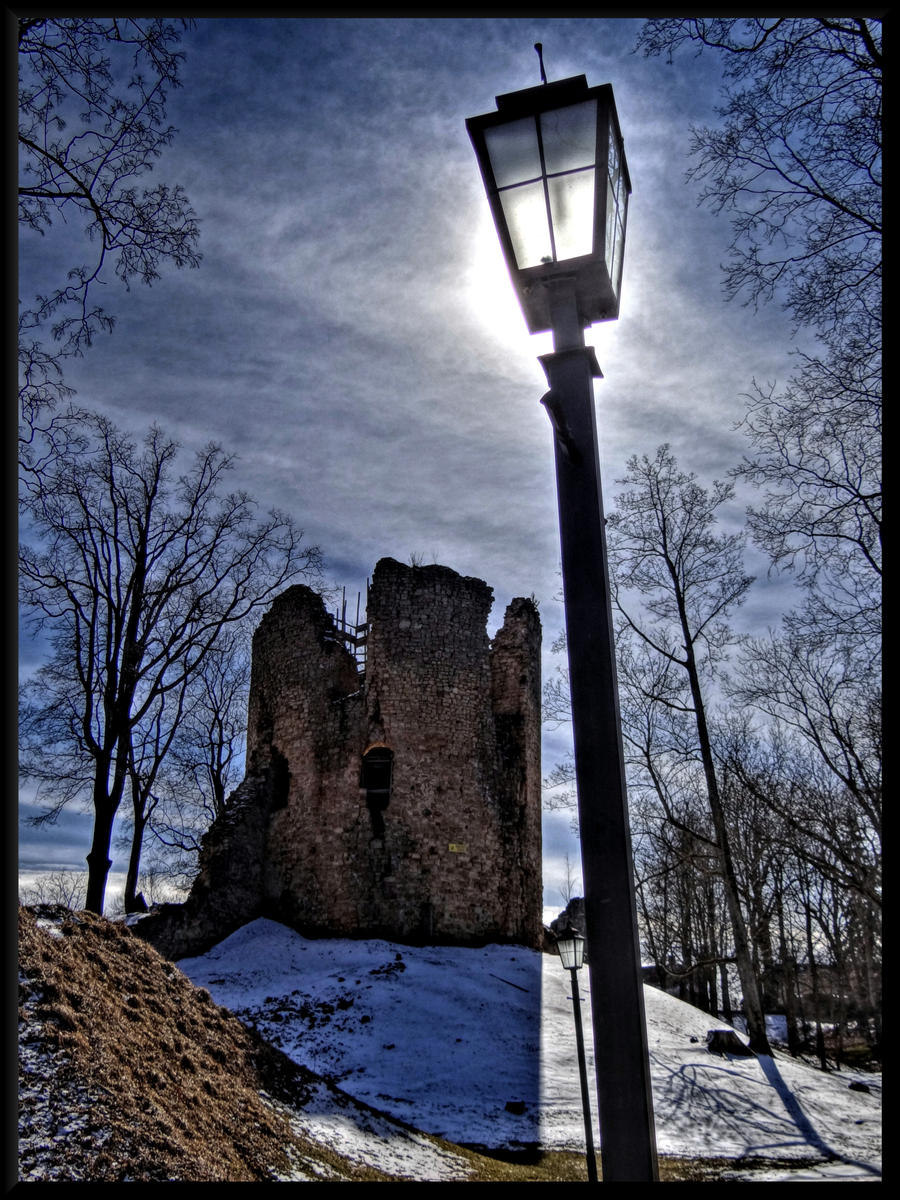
[17, 904, 398, 1182]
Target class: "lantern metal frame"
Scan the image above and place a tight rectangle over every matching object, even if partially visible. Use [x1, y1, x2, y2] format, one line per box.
[466, 75, 631, 336]
[555, 922, 586, 972]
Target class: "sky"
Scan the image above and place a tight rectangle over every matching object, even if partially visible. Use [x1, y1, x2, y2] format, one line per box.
[17, 17, 814, 907]
[168, 916, 881, 1180]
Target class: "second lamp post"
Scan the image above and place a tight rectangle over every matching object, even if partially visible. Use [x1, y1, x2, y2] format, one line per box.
[556, 922, 598, 1182]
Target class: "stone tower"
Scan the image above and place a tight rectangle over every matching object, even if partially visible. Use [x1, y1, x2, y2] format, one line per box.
[137, 558, 542, 959]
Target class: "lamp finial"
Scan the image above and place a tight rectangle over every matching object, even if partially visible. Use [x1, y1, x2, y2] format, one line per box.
[534, 42, 548, 84]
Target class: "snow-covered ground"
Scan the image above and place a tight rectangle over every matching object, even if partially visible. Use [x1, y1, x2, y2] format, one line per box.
[178, 919, 882, 1182]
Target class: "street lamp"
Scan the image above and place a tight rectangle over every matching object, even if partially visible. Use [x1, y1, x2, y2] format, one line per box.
[466, 75, 629, 344]
[555, 923, 598, 1182]
[467, 73, 659, 1182]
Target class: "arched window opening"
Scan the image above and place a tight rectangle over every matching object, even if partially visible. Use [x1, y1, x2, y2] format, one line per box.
[360, 745, 393, 838]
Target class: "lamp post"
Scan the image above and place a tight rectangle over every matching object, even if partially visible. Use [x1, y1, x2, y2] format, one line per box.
[467, 74, 659, 1182]
[555, 923, 598, 1182]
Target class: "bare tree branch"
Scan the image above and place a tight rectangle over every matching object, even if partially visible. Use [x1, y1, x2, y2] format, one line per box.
[18, 18, 201, 421]
[19, 408, 322, 914]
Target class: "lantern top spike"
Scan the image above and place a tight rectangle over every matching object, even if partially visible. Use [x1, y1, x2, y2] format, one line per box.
[534, 42, 548, 84]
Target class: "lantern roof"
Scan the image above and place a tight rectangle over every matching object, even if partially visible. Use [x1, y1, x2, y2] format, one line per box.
[496, 74, 596, 115]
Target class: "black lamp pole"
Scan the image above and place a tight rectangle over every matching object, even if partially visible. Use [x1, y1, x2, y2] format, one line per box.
[542, 289, 659, 1182]
[466, 74, 658, 1181]
[570, 965, 598, 1182]
[571, 966, 598, 1182]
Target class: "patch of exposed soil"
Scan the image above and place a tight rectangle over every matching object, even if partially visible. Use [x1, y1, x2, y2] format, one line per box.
[17, 904, 402, 1182]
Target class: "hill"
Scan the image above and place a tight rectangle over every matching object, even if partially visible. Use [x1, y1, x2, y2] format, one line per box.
[178, 916, 882, 1182]
[16, 906, 881, 1183]
[17, 905, 489, 1182]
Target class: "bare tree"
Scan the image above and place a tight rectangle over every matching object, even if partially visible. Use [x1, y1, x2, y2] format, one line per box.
[19, 408, 321, 914]
[163, 625, 252, 824]
[636, 17, 881, 345]
[632, 785, 731, 1017]
[558, 852, 581, 908]
[18, 17, 200, 422]
[18, 870, 88, 911]
[637, 17, 882, 650]
[118, 624, 253, 911]
[735, 346, 881, 646]
[118, 683, 190, 914]
[715, 717, 881, 1058]
[606, 445, 771, 1053]
[723, 660, 881, 912]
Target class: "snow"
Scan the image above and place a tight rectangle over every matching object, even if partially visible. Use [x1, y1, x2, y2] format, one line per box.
[178, 918, 882, 1182]
[264, 1080, 474, 1181]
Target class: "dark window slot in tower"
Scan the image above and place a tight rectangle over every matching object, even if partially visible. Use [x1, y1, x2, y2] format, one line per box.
[361, 746, 393, 838]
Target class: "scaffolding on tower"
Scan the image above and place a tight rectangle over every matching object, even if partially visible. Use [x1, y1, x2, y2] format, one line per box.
[333, 584, 369, 675]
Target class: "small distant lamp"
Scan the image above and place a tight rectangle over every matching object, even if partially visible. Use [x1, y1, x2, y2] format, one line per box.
[555, 923, 597, 1182]
[556, 922, 586, 972]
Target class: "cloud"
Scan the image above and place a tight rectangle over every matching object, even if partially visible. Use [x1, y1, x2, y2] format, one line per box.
[19, 16, 816, 883]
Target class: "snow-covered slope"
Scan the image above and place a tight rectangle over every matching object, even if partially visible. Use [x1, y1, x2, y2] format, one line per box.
[179, 918, 881, 1182]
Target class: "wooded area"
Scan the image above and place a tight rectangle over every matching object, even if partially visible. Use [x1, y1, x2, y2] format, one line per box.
[546, 18, 881, 1064]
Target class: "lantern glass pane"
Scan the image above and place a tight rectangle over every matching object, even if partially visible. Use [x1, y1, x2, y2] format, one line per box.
[615, 209, 627, 293]
[608, 132, 620, 189]
[485, 117, 542, 188]
[548, 170, 595, 260]
[611, 214, 625, 298]
[606, 124, 629, 299]
[499, 181, 553, 268]
[540, 100, 598, 175]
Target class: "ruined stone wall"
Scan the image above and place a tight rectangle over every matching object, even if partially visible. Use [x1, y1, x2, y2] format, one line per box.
[353, 559, 542, 946]
[488, 595, 543, 947]
[245, 583, 366, 934]
[137, 558, 542, 958]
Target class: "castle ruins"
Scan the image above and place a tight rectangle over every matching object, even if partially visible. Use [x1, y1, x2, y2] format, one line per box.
[137, 558, 542, 959]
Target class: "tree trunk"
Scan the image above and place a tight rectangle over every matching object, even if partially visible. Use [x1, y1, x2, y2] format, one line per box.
[680, 638, 771, 1054]
[123, 787, 150, 915]
[775, 882, 802, 1056]
[85, 802, 116, 914]
[755, 907, 778, 1012]
[706, 888, 720, 1017]
[719, 958, 734, 1025]
[783, 957, 802, 1057]
[805, 901, 829, 1071]
[719, 863, 770, 1053]
[84, 747, 128, 914]
[859, 910, 882, 1057]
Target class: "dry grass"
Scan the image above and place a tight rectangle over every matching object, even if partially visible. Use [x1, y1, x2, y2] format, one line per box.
[17, 904, 404, 1181]
[453, 1147, 773, 1182]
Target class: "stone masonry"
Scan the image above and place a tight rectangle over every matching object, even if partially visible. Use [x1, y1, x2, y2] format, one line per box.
[136, 558, 542, 959]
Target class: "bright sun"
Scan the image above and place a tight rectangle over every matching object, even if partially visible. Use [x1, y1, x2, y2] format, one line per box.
[461, 213, 550, 355]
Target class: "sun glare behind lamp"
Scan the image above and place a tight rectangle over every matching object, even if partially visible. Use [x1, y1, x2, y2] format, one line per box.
[466, 75, 631, 338]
